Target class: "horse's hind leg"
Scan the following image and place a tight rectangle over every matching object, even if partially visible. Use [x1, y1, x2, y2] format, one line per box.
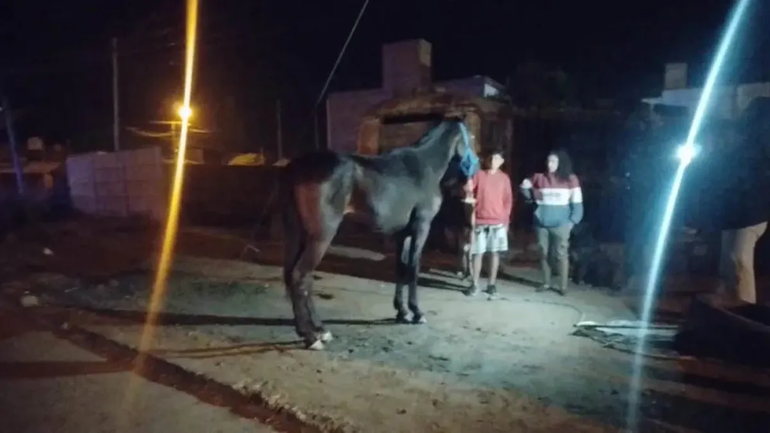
[393, 232, 411, 323]
[407, 219, 432, 324]
[291, 235, 336, 349]
[282, 198, 315, 346]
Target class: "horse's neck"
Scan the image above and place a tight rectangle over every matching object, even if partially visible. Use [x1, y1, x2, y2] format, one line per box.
[414, 135, 454, 180]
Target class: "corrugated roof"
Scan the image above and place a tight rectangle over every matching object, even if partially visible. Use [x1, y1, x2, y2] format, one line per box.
[366, 93, 507, 118]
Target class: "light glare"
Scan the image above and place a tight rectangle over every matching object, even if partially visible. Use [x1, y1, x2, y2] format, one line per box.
[676, 143, 698, 165]
[178, 105, 193, 120]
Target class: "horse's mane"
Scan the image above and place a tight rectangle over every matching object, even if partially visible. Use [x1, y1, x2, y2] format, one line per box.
[349, 121, 458, 178]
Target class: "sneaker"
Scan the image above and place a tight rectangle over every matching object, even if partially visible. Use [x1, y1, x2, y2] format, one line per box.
[555, 288, 567, 297]
[535, 285, 549, 293]
[486, 285, 498, 300]
[464, 285, 480, 297]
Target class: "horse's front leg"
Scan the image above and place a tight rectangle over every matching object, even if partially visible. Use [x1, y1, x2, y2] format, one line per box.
[393, 233, 410, 323]
[407, 220, 431, 324]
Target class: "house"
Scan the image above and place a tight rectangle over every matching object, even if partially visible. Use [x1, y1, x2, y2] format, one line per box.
[325, 39, 512, 158]
[642, 62, 770, 120]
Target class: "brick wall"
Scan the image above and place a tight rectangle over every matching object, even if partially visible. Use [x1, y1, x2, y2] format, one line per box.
[382, 39, 432, 97]
[379, 121, 436, 153]
[326, 88, 389, 153]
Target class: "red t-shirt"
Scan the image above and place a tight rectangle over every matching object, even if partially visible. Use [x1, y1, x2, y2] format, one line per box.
[467, 170, 513, 226]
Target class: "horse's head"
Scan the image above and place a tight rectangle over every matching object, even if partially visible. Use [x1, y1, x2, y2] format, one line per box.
[451, 120, 480, 178]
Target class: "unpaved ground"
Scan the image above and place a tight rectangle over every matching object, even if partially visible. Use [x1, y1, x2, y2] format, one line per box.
[0, 307, 275, 433]
[11, 256, 770, 433]
[3, 218, 770, 432]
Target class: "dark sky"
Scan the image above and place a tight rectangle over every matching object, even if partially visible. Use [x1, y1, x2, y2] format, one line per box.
[0, 0, 766, 153]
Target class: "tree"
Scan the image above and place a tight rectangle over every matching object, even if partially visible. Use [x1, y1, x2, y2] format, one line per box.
[506, 61, 578, 108]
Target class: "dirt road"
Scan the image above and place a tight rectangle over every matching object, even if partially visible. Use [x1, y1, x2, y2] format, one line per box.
[11, 256, 769, 433]
[0, 308, 276, 433]
[3, 219, 770, 432]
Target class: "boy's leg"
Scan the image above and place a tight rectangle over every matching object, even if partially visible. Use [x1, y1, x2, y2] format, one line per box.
[465, 225, 487, 296]
[489, 252, 500, 287]
[485, 225, 508, 299]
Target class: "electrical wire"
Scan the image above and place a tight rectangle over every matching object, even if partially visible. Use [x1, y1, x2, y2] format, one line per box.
[313, 0, 371, 111]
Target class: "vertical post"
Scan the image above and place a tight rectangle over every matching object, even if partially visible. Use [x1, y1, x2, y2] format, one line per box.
[313, 111, 320, 150]
[326, 98, 333, 153]
[2, 93, 25, 197]
[171, 122, 177, 153]
[276, 99, 283, 160]
[112, 37, 120, 152]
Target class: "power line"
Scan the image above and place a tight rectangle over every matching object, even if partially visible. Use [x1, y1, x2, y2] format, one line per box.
[313, 0, 370, 111]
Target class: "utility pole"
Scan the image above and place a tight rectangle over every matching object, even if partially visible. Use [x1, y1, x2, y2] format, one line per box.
[276, 99, 283, 160]
[112, 37, 120, 151]
[313, 111, 320, 150]
[1, 93, 26, 197]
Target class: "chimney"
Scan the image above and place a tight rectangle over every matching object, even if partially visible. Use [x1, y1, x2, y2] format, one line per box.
[664, 63, 688, 90]
[382, 39, 432, 97]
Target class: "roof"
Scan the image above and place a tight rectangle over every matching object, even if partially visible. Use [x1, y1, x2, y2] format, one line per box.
[0, 161, 63, 175]
[365, 93, 509, 119]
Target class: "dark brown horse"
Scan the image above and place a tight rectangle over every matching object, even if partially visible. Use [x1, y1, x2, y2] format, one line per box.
[281, 119, 479, 350]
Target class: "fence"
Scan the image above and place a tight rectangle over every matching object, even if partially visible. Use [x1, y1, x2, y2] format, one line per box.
[66, 147, 281, 226]
[66, 147, 168, 221]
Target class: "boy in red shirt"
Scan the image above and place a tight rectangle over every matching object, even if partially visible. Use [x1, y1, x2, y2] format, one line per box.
[463, 148, 513, 300]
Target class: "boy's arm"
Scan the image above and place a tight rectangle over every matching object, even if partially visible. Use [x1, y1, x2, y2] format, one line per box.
[520, 175, 534, 203]
[463, 173, 479, 200]
[569, 175, 584, 225]
[503, 175, 513, 225]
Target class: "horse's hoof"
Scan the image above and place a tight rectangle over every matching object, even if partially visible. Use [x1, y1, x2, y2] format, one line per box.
[306, 339, 326, 351]
[412, 315, 427, 325]
[395, 313, 410, 324]
[319, 330, 334, 343]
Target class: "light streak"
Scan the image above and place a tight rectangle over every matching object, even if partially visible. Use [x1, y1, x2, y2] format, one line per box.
[626, 0, 754, 430]
[119, 0, 199, 428]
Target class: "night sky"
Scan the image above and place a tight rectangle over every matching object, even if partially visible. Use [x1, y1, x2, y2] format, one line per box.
[0, 0, 767, 154]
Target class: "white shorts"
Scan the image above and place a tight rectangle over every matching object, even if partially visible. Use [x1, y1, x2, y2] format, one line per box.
[471, 224, 508, 255]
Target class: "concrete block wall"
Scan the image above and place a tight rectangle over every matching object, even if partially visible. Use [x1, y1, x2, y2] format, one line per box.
[66, 147, 167, 221]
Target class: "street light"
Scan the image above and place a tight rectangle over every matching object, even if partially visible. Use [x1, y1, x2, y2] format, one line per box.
[177, 105, 193, 120]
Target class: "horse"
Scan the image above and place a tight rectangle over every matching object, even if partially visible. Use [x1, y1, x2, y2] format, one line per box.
[281, 119, 479, 350]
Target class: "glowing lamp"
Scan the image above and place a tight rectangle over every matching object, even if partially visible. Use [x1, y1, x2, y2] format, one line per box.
[177, 105, 193, 120]
[676, 143, 698, 165]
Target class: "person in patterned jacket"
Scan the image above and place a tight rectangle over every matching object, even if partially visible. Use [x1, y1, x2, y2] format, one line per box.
[520, 149, 584, 296]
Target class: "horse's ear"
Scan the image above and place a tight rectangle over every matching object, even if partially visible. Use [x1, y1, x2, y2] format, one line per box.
[446, 113, 467, 123]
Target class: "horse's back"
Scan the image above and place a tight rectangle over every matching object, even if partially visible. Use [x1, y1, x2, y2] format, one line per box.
[285, 150, 355, 184]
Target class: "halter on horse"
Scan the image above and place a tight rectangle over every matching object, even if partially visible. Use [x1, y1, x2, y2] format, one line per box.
[281, 119, 479, 349]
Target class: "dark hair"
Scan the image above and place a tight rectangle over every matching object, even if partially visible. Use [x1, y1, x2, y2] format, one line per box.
[548, 148, 574, 181]
[488, 147, 505, 158]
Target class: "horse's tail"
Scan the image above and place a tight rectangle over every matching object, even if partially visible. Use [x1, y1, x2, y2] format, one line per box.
[250, 166, 289, 240]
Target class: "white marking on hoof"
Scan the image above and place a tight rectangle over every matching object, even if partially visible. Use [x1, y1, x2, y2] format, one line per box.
[307, 339, 326, 351]
[319, 331, 334, 343]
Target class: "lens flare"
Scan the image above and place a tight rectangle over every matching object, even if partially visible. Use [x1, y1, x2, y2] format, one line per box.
[625, 0, 754, 430]
[676, 143, 698, 165]
[118, 0, 199, 427]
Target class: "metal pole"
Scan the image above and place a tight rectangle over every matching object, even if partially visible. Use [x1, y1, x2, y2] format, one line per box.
[276, 99, 283, 160]
[112, 37, 120, 151]
[1, 93, 26, 197]
[313, 111, 320, 150]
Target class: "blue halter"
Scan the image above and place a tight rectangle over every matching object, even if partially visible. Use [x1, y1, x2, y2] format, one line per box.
[458, 122, 480, 178]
